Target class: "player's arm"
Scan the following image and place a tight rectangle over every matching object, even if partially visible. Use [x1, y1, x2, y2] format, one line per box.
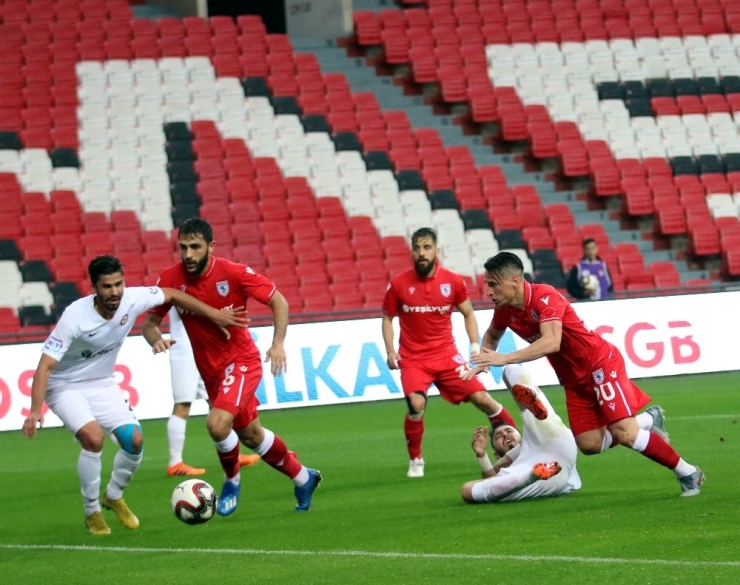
[472, 320, 562, 368]
[162, 288, 248, 336]
[461, 324, 505, 380]
[142, 312, 173, 354]
[381, 312, 400, 370]
[264, 290, 288, 376]
[457, 298, 481, 355]
[22, 353, 59, 438]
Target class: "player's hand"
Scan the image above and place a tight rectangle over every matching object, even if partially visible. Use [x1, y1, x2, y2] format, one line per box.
[22, 411, 44, 438]
[265, 342, 287, 376]
[151, 338, 176, 354]
[460, 365, 489, 380]
[211, 306, 250, 339]
[471, 426, 489, 456]
[470, 347, 508, 368]
[386, 350, 400, 370]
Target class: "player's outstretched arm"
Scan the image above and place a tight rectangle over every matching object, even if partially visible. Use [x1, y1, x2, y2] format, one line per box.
[162, 288, 249, 339]
[22, 354, 57, 438]
[142, 313, 176, 354]
[265, 291, 288, 376]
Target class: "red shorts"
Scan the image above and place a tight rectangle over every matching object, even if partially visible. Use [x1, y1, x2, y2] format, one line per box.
[400, 353, 485, 405]
[565, 344, 651, 436]
[207, 356, 263, 430]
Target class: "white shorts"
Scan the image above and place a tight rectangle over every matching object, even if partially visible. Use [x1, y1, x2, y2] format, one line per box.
[170, 359, 208, 404]
[46, 380, 139, 436]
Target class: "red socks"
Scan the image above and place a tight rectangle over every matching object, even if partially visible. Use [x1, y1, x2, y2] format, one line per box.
[261, 434, 303, 479]
[642, 432, 680, 469]
[489, 406, 517, 429]
[404, 416, 424, 459]
[217, 444, 240, 479]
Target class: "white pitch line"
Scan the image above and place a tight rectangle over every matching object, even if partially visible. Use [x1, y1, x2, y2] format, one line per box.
[1, 544, 739, 568]
[668, 414, 740, 421]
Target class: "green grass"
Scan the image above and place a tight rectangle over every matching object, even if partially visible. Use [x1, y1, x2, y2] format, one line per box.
[2, 371, 740, 584]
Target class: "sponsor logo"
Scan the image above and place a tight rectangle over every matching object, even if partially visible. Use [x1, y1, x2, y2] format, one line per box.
[592, 368, 605, 384]
[401, 304, 452, 314]
[44, 336, 63, 351]
[120, 314, 129, 326]
[610, 370, 617, 378]
[440, 283, 451, 297]
[216, 280, 230, 297]
[88, 330, 100, 337]
[608, 403, 616, 411]
[409, 286, 415, 294]
[223, 386, 231, 394]
[149, 287, 159, 294]
[180, 284, 187, 292]
[81, 341, 123, 360]
[239, 365, 247, 372]
[246, 266, 254, 274]
[541, 295, 550, 305]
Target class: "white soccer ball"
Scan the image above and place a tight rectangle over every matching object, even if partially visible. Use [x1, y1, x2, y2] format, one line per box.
[171, 479, 218, 525]
[582, 274, 598, 291]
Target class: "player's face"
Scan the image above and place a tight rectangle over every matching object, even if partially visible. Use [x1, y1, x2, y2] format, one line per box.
[179, 233, 214, 275]
[492, 424, 521, 458]
[584, 242, 598, 261]
[484, 270, 519, 308]
[411, 236, 438, 277]
[93, 272, 124, 315]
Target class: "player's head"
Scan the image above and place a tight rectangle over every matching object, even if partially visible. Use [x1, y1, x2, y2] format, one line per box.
[410, 227, 438, 277]
[88, 255, 124, 314]
[178, 218, 215, 275]
[482, 252, 525, 308]
[582, 237, 598, 261]
[490, 421, 522, 458]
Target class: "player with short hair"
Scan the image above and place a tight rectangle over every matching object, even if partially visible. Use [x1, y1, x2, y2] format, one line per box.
[165, 307, 260, 477]
[382, 227, 517, 478]
[461, 364, 582, 503]
[469, 251, 704, 497]
[22, 255, 247, 535]
[143, 218, 321, 515]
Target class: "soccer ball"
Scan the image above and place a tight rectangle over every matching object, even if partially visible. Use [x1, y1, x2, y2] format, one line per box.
[171, 479, 218, 525]
[582, 274, 598, 292]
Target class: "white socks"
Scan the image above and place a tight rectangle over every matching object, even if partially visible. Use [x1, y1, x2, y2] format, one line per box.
[78, 449, 102, 515]
[631, 428, 650, 452]
[253, 428, 275, 456]
[106, 450, 143, 500]
[215, 431, 241, 485]
[635, 411, 653, 431]
[600, 430, 614, 452]
[167, 415, 187, 467]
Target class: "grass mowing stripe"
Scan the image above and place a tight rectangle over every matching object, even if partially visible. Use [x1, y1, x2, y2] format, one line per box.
[1, 544, 739, 568]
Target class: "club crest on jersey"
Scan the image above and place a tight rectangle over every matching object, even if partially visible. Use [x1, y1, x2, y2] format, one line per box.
[440, 283, 451, 297]
[216, 280, 230, 297]
[530, 309, 539, 322]
[592, 368, 605, 384]
[452, 354, 466, 365]
[120, 314, 129, 326]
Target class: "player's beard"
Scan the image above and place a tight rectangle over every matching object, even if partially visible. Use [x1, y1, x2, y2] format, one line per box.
[184, 251, 210, 275]
[414, 257, 435, 277]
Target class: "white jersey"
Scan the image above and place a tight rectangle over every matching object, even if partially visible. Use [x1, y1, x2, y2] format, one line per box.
[43, 286, 166, 392]
[167, 306, 192, 362]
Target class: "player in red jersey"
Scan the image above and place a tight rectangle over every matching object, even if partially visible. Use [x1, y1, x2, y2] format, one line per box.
[143, 218, 322, 513]
[468, 251, 704, 497]
[382, 228, 517, 478]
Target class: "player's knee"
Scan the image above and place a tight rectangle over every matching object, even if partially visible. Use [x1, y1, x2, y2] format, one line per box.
[77, 425, 105, 452]
[406, 392, 427, 420]
[461, 482, 476, 503]
[206, 412, 232, 440]
[576, 439, 601, 456]
[114, 423, 143, 455]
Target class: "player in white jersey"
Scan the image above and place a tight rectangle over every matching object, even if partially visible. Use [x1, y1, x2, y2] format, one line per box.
[22, 256, 247, 535]
[461, 364, 582, 503]
[165, 307, 260, 476]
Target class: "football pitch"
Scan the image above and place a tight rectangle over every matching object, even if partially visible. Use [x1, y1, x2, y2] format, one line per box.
[2, 371, 739, 584]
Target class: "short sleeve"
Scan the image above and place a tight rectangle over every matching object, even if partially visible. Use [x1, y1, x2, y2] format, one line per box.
[539, 293, 567, 323]
[127, 286, 166, 315]
[491, 309, 508, 331]
[239, 265, 277, 304]
[149, 274, 174, 318]
[453, 273, 469, 305]
[42, 309, 79, 362]
[382, 282, 398, 317]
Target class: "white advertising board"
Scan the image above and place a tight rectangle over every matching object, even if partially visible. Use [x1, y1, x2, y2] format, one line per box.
[0, 292, 737, 431]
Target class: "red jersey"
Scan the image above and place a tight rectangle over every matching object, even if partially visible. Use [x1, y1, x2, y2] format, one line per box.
[490, 281, 610, 387]
[382, 265, 469, 362]
[151, 256, 276, 381]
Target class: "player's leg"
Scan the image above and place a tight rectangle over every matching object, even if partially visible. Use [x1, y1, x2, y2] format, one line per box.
[461, 462, 565, 503]
[635, 405, 670, 442]
[501, 364, 548, 421]
[235, 416, 322, 511]
[167, 358, 207, 475]
[94, 383, 144, 528]
[400, 363, 433, 478]
[45, 389, 110, 535]
[206, 407, 242, 516]
[434, 356, 517, 428]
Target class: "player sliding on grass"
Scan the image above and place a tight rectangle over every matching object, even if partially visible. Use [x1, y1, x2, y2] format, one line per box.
[143, 218, 321, 515]
[382, 227, 517, 478]
[461, 364, 581, 503]
[468, 252, 704, 497]
[165, 307, 260, 477]
[22, 255, 248, 535]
